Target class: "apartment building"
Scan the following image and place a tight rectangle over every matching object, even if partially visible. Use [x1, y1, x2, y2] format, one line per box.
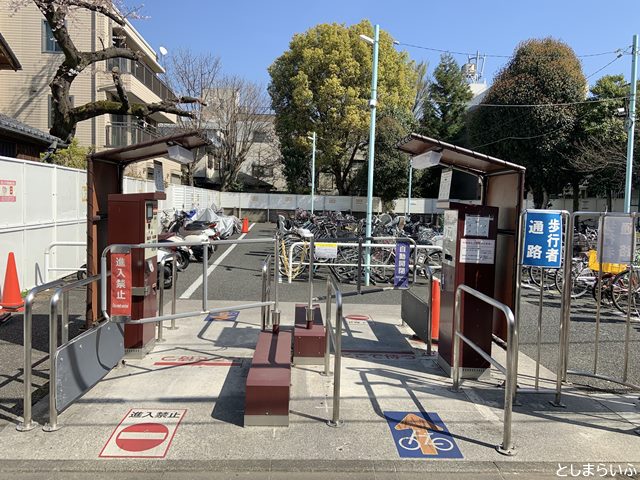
[0, 3, 181, 183]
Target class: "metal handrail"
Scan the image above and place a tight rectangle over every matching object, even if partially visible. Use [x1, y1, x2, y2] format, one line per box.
[261, 254, 272, 330]
[286, 237, 441, 283]
[44, 274, 104, 432]
[100, 237, 278, 327]
[157, 252, 177, 343]
[16, 277, 68, 432]
[43, 241, 86, 283]
[324, 273, 344, 427]
[452, 284, 517, 456]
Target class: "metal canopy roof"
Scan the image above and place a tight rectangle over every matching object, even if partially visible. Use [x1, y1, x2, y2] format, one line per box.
[397, 133, 525, 176]
[90, 130, 211, 166]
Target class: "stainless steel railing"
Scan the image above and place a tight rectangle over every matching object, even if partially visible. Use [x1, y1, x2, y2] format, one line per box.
[43, 241, 86, 283]
[157, 251, 177, 343]
[44, 274, 104, 432]
[451, 284, 517, 456]
[101, 237, 279, 327]
[324, 273, 344, 427]
[261, 254, 272, 331]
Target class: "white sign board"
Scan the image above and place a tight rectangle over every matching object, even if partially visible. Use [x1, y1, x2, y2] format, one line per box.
[315, 242, 338, 260]
[600, 216, 634, 264]
[463, 215, 491, 237]
[99, 408, 186, 458]
[438, 169, 452, 201]
[459, 239, 495, 264]
[153, 160, 164, 193]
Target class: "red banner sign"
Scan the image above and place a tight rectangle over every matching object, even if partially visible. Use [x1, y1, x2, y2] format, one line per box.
[111, 253, 132, 317]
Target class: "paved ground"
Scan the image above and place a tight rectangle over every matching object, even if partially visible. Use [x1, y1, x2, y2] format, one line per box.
[0, 221, 639, 477]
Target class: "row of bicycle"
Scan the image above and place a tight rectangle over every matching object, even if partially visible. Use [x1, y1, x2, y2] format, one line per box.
[525, 248, 640, 314]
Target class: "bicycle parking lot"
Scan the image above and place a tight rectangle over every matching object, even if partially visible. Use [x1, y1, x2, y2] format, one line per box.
[1, 221, 639, 479]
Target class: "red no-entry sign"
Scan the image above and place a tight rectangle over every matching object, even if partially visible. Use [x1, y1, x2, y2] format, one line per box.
[115, 423, 169, 452]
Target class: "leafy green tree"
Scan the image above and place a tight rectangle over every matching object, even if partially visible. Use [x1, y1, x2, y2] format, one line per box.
[467, 38, 586, 208]
[268, 20, 417, 194]
[420, 53, 472, 143]
[352, 107, 415, 204]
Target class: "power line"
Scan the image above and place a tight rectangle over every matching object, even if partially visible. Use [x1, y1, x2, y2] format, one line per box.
[396, 41, 627, 60]
[436, 96, 629, 109]
[584, 48, 628, 80]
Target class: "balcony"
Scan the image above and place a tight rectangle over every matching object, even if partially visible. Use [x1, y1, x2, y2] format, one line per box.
[106, 57, 174, 102]
[106, 122, 159, 147]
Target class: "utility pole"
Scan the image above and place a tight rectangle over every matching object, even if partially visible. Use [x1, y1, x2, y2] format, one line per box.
[624, 34, 638, 213]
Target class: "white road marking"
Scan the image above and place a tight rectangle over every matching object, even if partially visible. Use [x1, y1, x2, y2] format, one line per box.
[463, 388, 502, 423]
[117, 432, 167, 440]
[180, 223, 255, 299]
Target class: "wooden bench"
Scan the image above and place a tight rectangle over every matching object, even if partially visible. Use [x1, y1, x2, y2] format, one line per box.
[244, 330, 292, 426]
[292, 303, 326, 365]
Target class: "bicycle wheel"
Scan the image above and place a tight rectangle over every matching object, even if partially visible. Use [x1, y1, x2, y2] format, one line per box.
[330, 246, 359, 284]
[432, 436, 454, 452]
[611, 269, 640, 314]
[555, 263, 593, 298]
[529, 267, 555, 288]
[398, 435, 420, 451]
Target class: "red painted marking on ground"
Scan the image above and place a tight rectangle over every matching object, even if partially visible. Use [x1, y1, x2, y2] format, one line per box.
[345, 314, 371, 321]
[154, 361, 241, 367]
[115, 423, 169, 452]
[342, 349, 414, 354]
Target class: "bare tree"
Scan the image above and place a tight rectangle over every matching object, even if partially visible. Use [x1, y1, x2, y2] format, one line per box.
[202, 76, 274, 191]
[164, 48, 222, 184]
[10, 0, 202, 141]
[569, 138, 630, 211]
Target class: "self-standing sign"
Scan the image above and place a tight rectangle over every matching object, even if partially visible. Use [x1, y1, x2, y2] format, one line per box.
[522, 211, 563, 269]
[110, 252, 132, 317]
[394, 241, 411, 289]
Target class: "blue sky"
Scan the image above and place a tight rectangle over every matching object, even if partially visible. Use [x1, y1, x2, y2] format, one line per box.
[133, 0, 640, 88]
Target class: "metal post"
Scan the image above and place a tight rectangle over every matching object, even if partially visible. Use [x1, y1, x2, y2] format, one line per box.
[261, 256, 269, 331]
[310, 131, 316, 215]
[306, 235, 315, 328]
[594, 214, 605, 374]
[17, 292, 37, 432]
[513, 212, 525, 395]
[623, 215, 636, 381]
[61, 290, 70, 346]
[157, 256, 166, 343]
[168, 254, 178, 330]
[363, 24, 380, 287]
[202, 241, 209, 312]
[324, 280, 331, 376]
[554, 212, 574, 407]
[328, 288, 343, 427]
[624, 34, 638, 214]
[498, 308, 517, 456]
[357, 237, 363, 295]
[43, 291, 61, 432]
[535, 268, 544, 390]
[272, 233, 281, 334]
[451, 288, 462, 391]
[406, 164, 412, 217]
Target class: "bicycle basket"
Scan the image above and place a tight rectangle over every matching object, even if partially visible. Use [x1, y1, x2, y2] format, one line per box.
[587, 250, 628, 274]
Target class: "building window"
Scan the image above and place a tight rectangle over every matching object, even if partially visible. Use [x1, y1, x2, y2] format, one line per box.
[42, 21, 63, 53]
[252, 164, 274, 178]
[252, 130, 268, 143]
[48, 95, 73, 129]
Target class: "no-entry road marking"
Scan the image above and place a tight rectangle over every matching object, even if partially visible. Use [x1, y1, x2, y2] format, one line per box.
[99, 409, 186, 458]
[180, 223, 255, 299]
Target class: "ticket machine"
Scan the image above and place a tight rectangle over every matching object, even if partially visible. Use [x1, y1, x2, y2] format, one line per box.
[107, 192, 165, 354]
[438, 202, 499, 378]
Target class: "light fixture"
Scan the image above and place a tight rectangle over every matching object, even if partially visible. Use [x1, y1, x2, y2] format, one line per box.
[411, 150, 442, 170]
[166, 144, 194, 164]
[359, 34, 374, 45]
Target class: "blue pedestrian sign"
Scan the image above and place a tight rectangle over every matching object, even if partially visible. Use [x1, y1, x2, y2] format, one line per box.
[384, 411, 463, 459]
[394, 241, 411, 289]
[522, 211, 563, 269]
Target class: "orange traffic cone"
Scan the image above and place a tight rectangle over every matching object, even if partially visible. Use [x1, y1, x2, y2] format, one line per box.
[0, 252, 24, 316]
[241, 218, 249, 234]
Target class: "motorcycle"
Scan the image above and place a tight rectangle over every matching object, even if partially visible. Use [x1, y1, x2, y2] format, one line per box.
[157, 249, 175, 289]
[164, 210, 219, 264]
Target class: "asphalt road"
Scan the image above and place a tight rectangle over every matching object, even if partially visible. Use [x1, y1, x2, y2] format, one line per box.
[1, 221, 638, 430]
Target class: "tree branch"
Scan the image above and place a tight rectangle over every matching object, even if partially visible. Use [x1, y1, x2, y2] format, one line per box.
[71, 99, 198, 123]
[111, 67, 129, 111]
[82, 46, 139, 65]
[65, 0, 126, 25]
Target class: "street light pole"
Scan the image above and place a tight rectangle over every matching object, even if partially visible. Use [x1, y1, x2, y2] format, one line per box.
[310, 131, 317, 214]
[361, 24, 380, 286]
[406, 163, 413, 218]
[624, 34, 638, 213]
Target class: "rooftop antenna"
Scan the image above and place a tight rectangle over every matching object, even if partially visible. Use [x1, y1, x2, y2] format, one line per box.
[461, 50, 486, 83]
